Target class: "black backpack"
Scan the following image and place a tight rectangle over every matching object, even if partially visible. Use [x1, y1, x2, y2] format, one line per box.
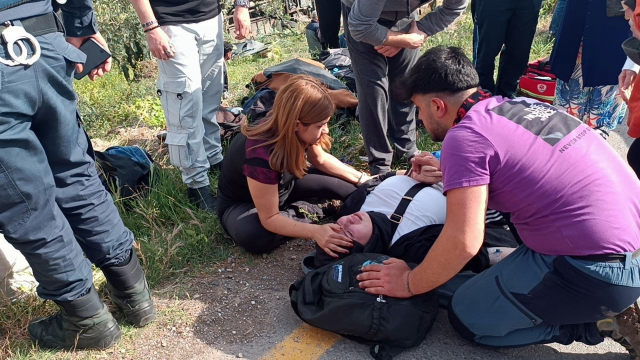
[94, 146, 154, 199]
[289, 253, 439, 360]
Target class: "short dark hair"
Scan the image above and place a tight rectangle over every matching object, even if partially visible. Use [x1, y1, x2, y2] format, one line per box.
[224, 42, 233, 56]
[394, 46, 479, 102]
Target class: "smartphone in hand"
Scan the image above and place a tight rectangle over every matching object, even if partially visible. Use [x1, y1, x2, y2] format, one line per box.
[74, 38, 111, 80]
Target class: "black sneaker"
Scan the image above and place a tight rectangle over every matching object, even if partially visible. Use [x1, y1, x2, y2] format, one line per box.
[107, 279, 156, 328]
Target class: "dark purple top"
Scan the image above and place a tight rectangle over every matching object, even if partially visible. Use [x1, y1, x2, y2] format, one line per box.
[218, 133, 296, 213]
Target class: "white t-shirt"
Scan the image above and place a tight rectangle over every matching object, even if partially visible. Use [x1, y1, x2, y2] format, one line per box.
[360, 176, 447, 245]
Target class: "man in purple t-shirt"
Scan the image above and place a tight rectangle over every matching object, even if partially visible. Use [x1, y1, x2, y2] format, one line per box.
[356, 46, 640, 354]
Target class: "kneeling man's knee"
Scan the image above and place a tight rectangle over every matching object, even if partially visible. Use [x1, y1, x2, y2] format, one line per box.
[447, 294, 477, 342]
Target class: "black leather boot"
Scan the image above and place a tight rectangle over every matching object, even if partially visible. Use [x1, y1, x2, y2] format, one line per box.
[101, 251, 157, 327]
[187, 185, 217, 212]
[28, 286, 121, 350]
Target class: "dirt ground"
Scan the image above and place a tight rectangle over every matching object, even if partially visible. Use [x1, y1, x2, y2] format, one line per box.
[113, 239, 315, 360]
[89, 126, 316, 359]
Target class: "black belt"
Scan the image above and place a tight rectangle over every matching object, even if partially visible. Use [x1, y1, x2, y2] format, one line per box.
[0, 12, 64, 42]
[570, 248, 640, 263]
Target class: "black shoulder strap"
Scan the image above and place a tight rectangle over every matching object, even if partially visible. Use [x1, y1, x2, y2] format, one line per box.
[389, 183, 428, 235]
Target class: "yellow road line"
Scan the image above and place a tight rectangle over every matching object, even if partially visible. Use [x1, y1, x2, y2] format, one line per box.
[259, 324, 341, 360]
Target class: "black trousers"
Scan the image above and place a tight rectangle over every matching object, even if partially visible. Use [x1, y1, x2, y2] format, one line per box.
[472, 0, 543, 97]
[315, 0, 342, 49]
[628, 138, 640, 179]
[219, 169, 356, 254]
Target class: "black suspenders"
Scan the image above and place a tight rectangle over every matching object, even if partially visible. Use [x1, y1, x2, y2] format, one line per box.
[389, 183, 428, 235]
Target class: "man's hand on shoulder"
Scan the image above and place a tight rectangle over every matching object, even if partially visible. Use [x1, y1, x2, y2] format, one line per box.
[66, 32, 112, 81]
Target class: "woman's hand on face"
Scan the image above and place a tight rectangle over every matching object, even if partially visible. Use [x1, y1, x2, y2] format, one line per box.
[314, 224, 353, 258]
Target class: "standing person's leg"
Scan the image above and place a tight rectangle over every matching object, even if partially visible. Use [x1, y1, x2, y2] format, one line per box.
[343, 5, 394, 174]
[582, 85, 628, 132]
[388, 47, 420, 161]
[554, 51, 587, 121]
[549, 0, 567, 36]
[197, 15, 225, 170]
[0, 32, 120, 350]
[315, 0, 342, 49]
[474, 0, 512, 94]
[157, 23, 216, 210]
[628, 138, 640, 178]
[33, 34, 156, 329]
[471, 0, 478, 63]
[448, 246, 640, 349]
[495, 0, 543, 98]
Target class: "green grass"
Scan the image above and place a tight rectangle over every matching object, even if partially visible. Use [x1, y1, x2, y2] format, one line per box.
[74, 70, 161, 138]
[1, 3, 557, 358]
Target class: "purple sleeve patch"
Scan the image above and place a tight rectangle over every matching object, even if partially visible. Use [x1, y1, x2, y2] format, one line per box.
[243, 164, 279, 185]
[243, 137, 279, 185]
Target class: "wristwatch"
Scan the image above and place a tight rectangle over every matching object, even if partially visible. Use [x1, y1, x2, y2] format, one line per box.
[234, 0, 249, 7]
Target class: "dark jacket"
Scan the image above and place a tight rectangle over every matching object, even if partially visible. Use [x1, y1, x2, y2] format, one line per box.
[550, 0, 631, 87]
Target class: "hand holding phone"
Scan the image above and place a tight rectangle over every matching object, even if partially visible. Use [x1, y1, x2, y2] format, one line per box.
[74, 37, 112, 80]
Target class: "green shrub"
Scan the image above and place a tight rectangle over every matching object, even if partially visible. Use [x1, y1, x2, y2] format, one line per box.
[74, 70, 160, 137]
[94, 0, 149, 82]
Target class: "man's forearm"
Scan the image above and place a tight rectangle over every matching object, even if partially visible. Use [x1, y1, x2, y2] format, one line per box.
[409, 227, 480, 295]
[129, 0, 156, 24]
[383, 30, 412, 47]
[417, 0, 468, 36]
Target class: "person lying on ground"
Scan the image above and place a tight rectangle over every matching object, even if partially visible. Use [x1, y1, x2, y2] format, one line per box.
[311, 173, 517, 271]
[216, 75, 375, 255]
[356, 46, 640, 356]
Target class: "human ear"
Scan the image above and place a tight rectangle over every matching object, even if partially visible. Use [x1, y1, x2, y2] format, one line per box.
[431, 98, 447, 118]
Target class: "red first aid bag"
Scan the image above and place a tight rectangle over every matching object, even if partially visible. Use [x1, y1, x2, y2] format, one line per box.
[517, 59, 557, 104]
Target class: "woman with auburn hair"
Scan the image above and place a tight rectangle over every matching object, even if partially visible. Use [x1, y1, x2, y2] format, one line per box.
[217, 75, 374, 255]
